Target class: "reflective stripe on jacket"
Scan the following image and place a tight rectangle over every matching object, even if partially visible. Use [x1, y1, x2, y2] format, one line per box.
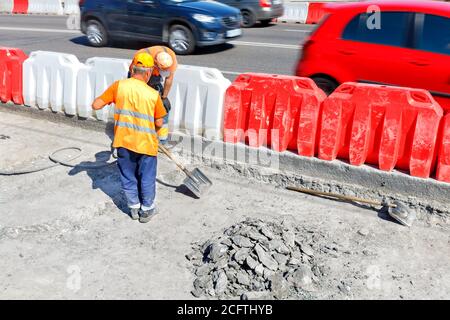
[103, 78, 166, 156]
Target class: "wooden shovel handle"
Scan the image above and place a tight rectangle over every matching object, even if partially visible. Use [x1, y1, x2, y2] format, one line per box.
[286, 186, 395, 207]
[158, 144, 195, 180]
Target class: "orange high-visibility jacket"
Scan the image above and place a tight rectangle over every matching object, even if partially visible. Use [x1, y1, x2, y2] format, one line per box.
[98, 77, 167, 156]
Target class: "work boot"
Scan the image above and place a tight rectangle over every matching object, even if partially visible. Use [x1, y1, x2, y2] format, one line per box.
[130, 208, 140, 220]
[139, 207, 158, 223]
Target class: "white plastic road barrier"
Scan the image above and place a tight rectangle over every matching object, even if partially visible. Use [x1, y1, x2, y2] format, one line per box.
[63, 0, 80, 15]
[23, 51, 83, 114]
[279, 3, 309, 24]
[168, 65, 231, 140]
[28, 0, 64, 15]
[0, 0, 14, 13]
[77, 57, 130, 121]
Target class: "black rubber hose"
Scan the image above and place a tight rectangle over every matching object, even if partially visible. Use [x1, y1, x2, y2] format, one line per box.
[0, 147, 116, 176]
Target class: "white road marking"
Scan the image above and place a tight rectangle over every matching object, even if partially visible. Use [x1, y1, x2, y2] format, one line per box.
[0, 26, 80, 34]
[0, 27, 302, 49]
[283, 29, 311, 33]
[230, 40, 301, 50]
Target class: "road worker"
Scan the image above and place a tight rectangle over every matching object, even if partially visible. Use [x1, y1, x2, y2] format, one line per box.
[129, 46, 178, 145]
[92, 52, 167, 223]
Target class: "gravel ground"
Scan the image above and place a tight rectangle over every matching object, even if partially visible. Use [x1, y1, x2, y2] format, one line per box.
[0, 110, 449, 299]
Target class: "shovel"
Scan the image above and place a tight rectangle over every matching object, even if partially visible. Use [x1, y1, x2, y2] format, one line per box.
[158, 144, 212, 198]
[286, 185, 416, 227]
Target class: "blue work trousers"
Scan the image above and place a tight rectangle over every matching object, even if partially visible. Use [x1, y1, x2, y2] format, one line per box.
[116, 147, 157, 209]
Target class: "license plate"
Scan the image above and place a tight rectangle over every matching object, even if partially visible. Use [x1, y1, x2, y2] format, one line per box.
[226, 29, 242, 38]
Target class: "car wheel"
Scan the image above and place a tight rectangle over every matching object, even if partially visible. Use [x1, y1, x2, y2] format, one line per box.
[311, 76, 338, 95]
[260, 19, 272, 27]
[169, 25, 195, 55]
[86, 20, 108, 47]
[241, 10, 256, 28]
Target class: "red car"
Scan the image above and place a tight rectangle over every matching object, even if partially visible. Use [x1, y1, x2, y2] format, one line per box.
[296, 0, 450, 111]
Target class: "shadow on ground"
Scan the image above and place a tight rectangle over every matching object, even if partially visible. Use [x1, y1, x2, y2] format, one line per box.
[68, 151, 129, 215]
[70, 36, 235, 55]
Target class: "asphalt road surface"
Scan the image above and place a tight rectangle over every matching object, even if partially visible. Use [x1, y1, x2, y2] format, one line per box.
[0, 14, 314, 81]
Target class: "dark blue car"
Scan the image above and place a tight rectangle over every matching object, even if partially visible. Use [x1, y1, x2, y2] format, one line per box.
[80, 0, 242, 55]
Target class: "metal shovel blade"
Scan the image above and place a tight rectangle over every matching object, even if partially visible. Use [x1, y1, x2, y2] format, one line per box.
[388, 201, 416, 227]
[183, 168, 212, 198]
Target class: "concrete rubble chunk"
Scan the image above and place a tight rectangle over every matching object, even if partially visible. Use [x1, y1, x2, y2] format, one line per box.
[291, 250, 303, 260]
[236, 272, 251, 286]
[241, 291, 271, 300]
[193, 276, 210, 291]
[220, 238, 232, 247]
[201, 240, 213, 253]
[287, 264, 314, 290]
[225, 269, 237, 281]
[254, 264, 265, 276]
[273, 253, 289, 266]
[246, 256, 259, 270]
[214, 271, 228, 295]
[189, 217, 329, 299]
[288, 257, 301, 266]
[255, 244, 279, 271]
[233, 248, 250, 264]
[208, 243, 228, 262]
[191, 289, 202, 298]
[228, 260, 240, 269]
[260, 226, 276, 240]
[185, 251, 202, 261]
[267, 238, 289, 254]
[282, 231, 295, 248]
[231, 235, 254, 248]
[263, 268, 275, 280]
[195, 264, 212, 277]
[300, 244, 314, 257]
[358, 228, 370, 237]
[270, 273, 290, 299]
[245, 229, 268, 242]
[214, 257, 229, 270]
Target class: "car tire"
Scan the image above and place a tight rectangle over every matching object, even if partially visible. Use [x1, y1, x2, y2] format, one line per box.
[168, 24, 195, 55]
[311, 76, 339, 95]
[241, 10, 256, 28]
[260, 19, 272, 27]
[85, 20, 108, 47]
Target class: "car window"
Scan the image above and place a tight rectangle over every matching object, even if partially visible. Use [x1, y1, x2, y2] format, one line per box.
[342, 12, 412, 48]
[417, 14, 450, 55]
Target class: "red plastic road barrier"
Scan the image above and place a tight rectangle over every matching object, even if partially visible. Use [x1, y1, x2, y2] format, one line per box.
[305, 2, 328, 24]
[436, 114, 450, 183]
[0, 48, 28, 105]
[12, 0, 28, 14]
[318, 83, 443, 178]
[223, 73, 326, 156]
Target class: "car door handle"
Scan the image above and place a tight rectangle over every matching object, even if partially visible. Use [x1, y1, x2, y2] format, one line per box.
[138, 0, 155, 4]
[409, 60, 430, 66]
[338, 49, 355, 55]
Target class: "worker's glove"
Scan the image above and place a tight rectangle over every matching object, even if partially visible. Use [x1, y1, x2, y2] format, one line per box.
[163, 97, 171, 113]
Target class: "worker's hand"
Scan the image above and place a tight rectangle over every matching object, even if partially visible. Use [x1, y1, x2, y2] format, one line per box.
[162, 97, 171, 113]
[92, 97, 107, 110]
[155, 118, 164, 128]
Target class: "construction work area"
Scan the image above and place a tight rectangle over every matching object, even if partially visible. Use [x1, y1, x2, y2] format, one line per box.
[1, 107, 449, 300]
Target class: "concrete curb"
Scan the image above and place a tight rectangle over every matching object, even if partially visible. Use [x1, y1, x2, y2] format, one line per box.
[1, 102, 449, 221]
[168, 132, 450, 217]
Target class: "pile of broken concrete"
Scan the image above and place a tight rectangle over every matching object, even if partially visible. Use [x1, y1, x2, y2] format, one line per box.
[186, 217, 329, 299]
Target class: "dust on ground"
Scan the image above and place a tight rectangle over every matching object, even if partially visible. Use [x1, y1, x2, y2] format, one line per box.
[0, 110, 449, 299]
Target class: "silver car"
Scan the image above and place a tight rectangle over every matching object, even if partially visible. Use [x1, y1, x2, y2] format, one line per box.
[215, 0, 284, 27]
